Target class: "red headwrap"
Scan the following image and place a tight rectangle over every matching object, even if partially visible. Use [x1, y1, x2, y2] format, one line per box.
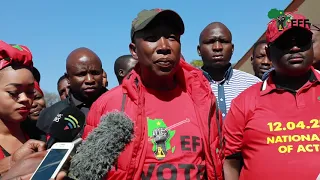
[0, 40, 33, 70]
[34, 81, 44, 96]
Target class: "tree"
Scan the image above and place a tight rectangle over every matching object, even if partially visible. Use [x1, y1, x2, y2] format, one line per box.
[190, 60, 237, 68]
[44, 91, 60, 107]
[190, 60, 203, 68]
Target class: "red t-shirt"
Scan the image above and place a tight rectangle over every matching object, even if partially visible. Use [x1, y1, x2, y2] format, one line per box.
[224, 69, 320, 180]
[142, 86, 206, 180]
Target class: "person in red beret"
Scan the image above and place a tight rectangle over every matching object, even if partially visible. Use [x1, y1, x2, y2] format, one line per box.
[0, 41, 40, 176]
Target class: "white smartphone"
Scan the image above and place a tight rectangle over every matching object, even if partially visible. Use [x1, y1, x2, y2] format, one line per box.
[30, 142, 74, 180]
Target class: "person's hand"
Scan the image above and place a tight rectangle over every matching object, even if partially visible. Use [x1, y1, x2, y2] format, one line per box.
[3, 152, 73, 180]
[11, 139, 46, 165]
[3, 171, 68, 180]
[2, 152, 70, 180]
[6, 171, 68, 180]
[53, 171, 68, 180]
[1, 151, 47, 180]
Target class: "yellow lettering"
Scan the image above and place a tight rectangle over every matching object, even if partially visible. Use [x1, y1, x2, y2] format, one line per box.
[267, 134, 320, 144]
[278, 146, 287, 153]
[282, 135, 288, 142]
[311, 134, 320, 141]
[275, 136, 283, 143]
[292, 135, 301, 142]
[297, 145, 306, 152]
[287, 145, 293, 153]
[301, 134, 310, 141]
[296, 144, 320, 153]
[305, 144, 313, 152]
[267, 137, 274, 144]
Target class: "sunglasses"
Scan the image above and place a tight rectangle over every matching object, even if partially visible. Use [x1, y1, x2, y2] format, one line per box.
[270, 28, 312, 51]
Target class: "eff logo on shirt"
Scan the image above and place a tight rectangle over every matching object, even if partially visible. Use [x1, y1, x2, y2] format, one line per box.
[147, 118, 191, 160]
[148, 118, 176, 160]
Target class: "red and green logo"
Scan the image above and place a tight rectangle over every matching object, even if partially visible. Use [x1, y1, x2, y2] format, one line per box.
[268, 8, 293, 31]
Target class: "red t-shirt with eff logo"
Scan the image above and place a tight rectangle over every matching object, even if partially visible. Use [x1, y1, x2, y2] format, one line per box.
[224, 69, 320, 180]
[142, 86, 206, 180]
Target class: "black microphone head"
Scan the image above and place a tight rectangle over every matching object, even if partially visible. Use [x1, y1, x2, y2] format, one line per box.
[69, 111, 134, 180]
[48, 106, 85, 142]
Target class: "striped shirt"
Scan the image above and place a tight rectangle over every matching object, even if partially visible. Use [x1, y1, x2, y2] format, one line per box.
[203, 65, 261, 119]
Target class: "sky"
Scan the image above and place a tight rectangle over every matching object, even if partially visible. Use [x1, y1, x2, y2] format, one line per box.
[0, 0, 291, 92]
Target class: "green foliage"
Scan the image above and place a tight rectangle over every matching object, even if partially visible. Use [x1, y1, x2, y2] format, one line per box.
[268, 8, 282, 19]
[190, 60, 203, 68]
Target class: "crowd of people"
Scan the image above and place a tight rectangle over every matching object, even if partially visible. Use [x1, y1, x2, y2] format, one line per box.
[0, 7, 319, 180]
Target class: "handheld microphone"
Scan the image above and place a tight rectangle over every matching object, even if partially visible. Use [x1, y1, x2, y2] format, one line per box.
[68, 111, 134, 180]
[46, 107, 86, 149]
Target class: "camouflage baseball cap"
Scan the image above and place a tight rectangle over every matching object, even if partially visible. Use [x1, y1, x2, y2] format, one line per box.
[131, 8, 185, 40]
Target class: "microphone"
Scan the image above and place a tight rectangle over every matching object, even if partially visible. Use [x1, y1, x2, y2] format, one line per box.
[68, 111, 134, 180]
[46, 106, 86, 149]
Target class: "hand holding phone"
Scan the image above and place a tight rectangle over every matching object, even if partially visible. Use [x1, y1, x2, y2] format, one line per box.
[11, 139, 46, 164]
[1, 151, 47, 180]
[30, 142, 74, 180]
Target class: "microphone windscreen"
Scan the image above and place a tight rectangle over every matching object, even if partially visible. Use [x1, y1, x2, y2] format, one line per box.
[69, 111, 134, 180]
[48, 106, 86, 142]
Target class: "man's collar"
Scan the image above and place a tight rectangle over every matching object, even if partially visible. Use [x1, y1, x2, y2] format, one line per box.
[224, 64, 233, 82]
[70, 94, 84, 107]
[260, 67, 320, 95]
[261, 68, 275, 81]
[68, 87, 107, 107]
[201, 63, 233, 84]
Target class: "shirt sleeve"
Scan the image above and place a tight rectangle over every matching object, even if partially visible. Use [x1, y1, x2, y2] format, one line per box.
[223, 97, 247, 158]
